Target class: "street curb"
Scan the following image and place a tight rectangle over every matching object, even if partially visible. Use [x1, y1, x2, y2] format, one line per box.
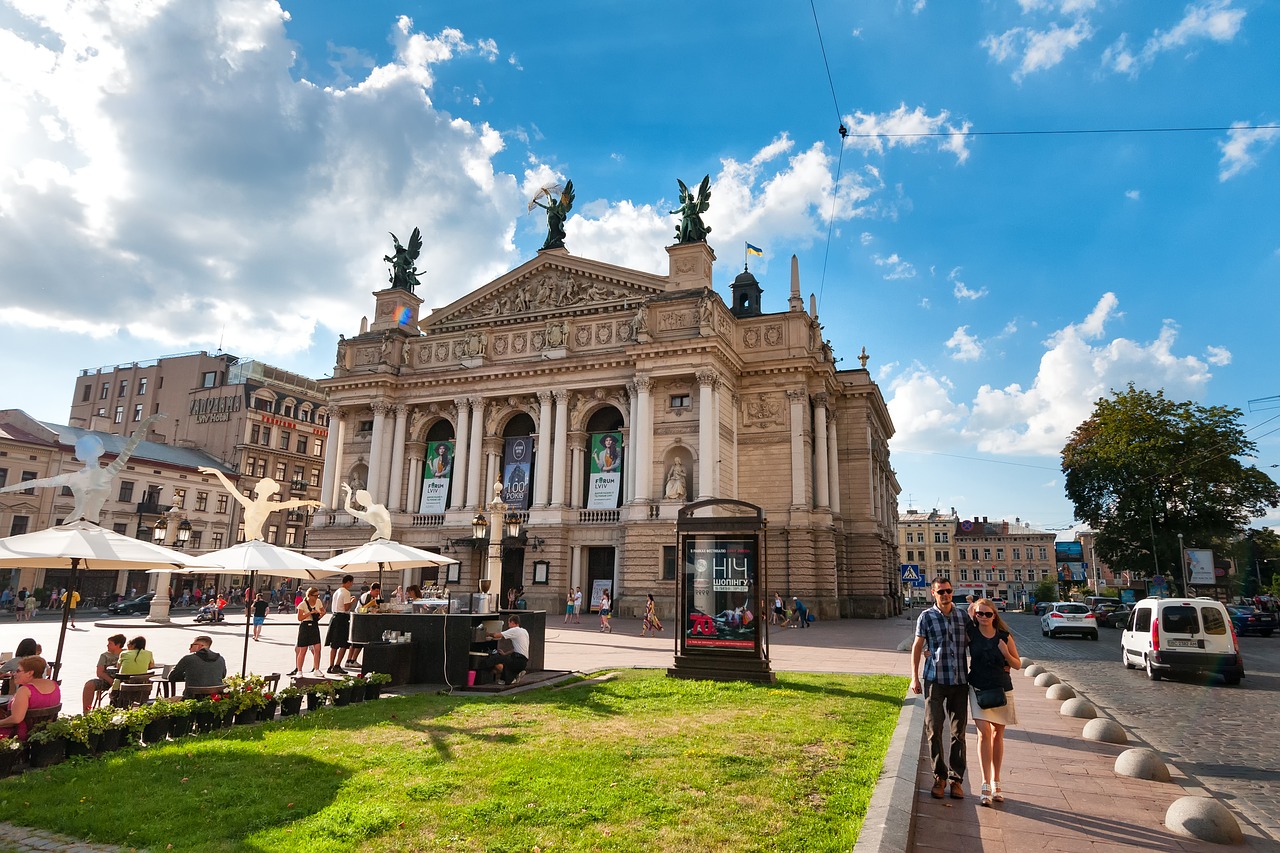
[853, 693, 924, 853]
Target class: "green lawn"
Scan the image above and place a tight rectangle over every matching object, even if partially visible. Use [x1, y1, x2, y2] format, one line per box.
[0, 671, 907, 852]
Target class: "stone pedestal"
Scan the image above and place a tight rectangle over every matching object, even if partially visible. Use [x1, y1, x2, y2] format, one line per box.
[371, 287, 423, 333]
[665, 242, 715, 292]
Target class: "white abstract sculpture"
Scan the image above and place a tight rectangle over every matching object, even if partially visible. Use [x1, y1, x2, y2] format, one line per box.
[199, 467, 323, 541]
[342, 482, 392, 540]
[0, 414, 164, 524]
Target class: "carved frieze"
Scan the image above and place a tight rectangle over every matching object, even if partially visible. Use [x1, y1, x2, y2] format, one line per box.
[659, 309, 693, 331]
[452, 269, 640, 322]
[595, 323, 612, 345]
[743, 392, 784, 428]
[743, 327, 760, 349]
[764, 324, 783, 347]
[492, 335, 508, 356]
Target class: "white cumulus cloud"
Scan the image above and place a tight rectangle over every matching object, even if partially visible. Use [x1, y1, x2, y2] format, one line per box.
[984, 18, 1093, 81]
[947, 326, 984, 361]
[1218, 123, 1280, 181]
[842, 103, 972, 164]
[1103, 0, 1246, 77]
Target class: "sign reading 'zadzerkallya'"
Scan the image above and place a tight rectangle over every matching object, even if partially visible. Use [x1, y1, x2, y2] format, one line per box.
[190, 394, 243, 423]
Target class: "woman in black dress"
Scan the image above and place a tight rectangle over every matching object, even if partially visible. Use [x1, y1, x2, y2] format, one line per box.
[292, 587, 326, 676]
[967, 597, 1020, 806]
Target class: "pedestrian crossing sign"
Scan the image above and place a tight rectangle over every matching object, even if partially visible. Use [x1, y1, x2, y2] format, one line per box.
[900, 564, 926, 586]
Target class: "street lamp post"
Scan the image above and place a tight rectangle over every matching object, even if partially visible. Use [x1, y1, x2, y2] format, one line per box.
[476, 480, 522, 613]
[1177, 532, 1188, 598]
[147, 509, 192, 623]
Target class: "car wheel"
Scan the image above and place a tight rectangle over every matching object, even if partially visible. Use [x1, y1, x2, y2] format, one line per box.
[1089, 632, 1098, 641]
[1041, 627, 1048, 637]
[1122, 648, 1135, 669]
[1263, 631, 1273, 638]
[1223, 673, 1242, 686]
[1145, 656, 1161, 681]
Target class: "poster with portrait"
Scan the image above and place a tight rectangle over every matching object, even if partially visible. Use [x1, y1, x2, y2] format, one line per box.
[418, 440, 454, 513]
[587, 432, 624, 509]
[1185, 548, 1215, 585]
[683, 536, 758, 651]
[502, 436, 532, 510]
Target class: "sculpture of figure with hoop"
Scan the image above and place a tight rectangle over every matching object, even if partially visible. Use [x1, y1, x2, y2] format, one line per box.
[341, 482, 392, 541]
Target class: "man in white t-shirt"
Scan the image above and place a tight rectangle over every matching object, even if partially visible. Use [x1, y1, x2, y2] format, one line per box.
[487, 614, 531, 685]
[326, 575, 356, 674]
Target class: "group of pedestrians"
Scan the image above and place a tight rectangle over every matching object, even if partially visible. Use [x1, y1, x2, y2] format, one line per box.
[910, 576, 1021, 807]
[562, 587, 583, 624]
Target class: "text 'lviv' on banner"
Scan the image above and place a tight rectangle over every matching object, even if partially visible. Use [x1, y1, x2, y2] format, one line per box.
[418, 440, 454, 513]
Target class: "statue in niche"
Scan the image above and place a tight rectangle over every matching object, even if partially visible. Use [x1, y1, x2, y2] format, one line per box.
[384, 228, 423, 292]
[545, 321, 566, 348]
[0, 414, 165, 524]
[341, 482, 392, 541]
[664, 457, 688, 502]
[633, 306, 649, 337]
[335, 335, 350, 370]
[529, 181, 574, 251]
[672, 176, 712, 244]
[200, 467, 323, 541]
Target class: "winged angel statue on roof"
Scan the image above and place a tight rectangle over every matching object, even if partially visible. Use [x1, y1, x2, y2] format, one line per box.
[672, 175, 712, 244]
[384, 228, 423, 292]
[529, 181, 574, 251]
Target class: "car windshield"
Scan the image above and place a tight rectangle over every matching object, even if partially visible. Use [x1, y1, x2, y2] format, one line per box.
[1057, 603, 1090, 614]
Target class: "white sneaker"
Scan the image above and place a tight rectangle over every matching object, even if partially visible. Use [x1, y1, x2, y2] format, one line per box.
[511, 671, 524, 685]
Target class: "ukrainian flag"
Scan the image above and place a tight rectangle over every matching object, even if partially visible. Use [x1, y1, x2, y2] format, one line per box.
[746, 243, 764, 257]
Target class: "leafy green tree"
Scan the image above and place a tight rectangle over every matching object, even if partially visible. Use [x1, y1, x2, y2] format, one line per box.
[1061, 385, 1280, 585]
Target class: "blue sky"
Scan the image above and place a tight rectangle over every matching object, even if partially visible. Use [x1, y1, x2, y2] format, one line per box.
[1, 0, 1277, 533]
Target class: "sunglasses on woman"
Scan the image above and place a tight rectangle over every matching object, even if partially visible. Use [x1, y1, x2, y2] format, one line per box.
[974, 611, 995, 618]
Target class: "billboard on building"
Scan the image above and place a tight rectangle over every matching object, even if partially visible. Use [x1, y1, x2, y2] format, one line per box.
[418, 440, 454, 513]
[587, 432, 623, 509]
[1185, 548, 1215, 585]
[501, 436, 532, 510]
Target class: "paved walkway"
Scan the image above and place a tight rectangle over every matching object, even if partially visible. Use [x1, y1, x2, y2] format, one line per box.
[1, 609, 1272, 851]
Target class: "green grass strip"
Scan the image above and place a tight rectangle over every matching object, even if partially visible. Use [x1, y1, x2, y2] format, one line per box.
[0, 671, 907, 852]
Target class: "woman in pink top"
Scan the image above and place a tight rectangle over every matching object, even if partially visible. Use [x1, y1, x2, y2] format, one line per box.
[0, 655, 61, 741]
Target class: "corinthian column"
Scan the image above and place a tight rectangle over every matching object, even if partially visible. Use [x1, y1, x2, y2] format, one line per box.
[551, 390, 569, 507]
[451, 398, 470, 511]
[786, 389, 807, 509]
[367, 401, 388, 501]
[812, 393, 829, 509]
[635, 377, 654, 502]
[321, 406, 344, 509]
[534, 391, 552, 508]
[697, 370, 718, 500]
[466, 397, 486, 509]
[387, 404, 408, 511]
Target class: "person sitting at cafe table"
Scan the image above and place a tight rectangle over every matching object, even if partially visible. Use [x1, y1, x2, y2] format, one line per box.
[82, 633, 125, 714]
[1, 638, 41, 678]
[168, 635, 227, 697]
[116, 636, 154, 675]
[0, 655, 62, 741]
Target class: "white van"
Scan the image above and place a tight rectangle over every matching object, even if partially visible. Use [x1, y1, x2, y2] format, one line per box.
[1121, 597, 1244, 685]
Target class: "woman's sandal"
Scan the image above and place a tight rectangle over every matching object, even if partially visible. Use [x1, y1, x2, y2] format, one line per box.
[980, 782, 993, 806]
[992, 782, 1004, 803]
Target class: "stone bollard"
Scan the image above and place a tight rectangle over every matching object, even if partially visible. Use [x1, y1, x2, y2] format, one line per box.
[1019, 658, 1032, 667]
[1083, 718, 1127, 744]
[1045, 683, 1075, 700]
[1024, 664, 1045, 678]
[1115, 748, 1171, 782]
[1034, 672, 1060, 687]
[896, 637, 914, 651]
[1059, 697, 1097, 719]
[1165, 796, 1243, 844]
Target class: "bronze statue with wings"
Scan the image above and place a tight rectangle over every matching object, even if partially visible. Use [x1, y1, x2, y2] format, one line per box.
[672, 175, 712, 244]
[530, 180, 574, 250]
[384, 227, 423, 292]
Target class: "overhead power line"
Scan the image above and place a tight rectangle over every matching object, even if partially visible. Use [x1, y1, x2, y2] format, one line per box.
[843, 124, 1280, 140]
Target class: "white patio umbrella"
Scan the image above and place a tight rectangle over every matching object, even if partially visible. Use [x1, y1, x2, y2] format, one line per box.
[159, 539, 344, 676]
[0, 519, 203, 674]
[321, 538, 458, 593]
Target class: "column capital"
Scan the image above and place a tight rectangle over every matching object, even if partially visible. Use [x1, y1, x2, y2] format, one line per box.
[696, 369, 719, 388]
[553, 389, 569, 405]
[392, 403, 408, 418]
[371, 400, 390, 416]
[785, 389, 807, 402]
[537, 391, 554, 406]
[635, 376, 654, 394]
[812, 392, 829, 409]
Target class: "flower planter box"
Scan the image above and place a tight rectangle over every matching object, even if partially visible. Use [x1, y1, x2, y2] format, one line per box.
[194, 711, 219, 733]
[0, 748, 22, 777]
[305, 692, 325, 712]
[98, 728, 125, 753]
[169, 716, 195, 739]
[66, 732, 102, 757]
[142, 719, 169, 745]
[28, 737, 67, 768]
[279, 696, 303, 717]
[233, 710, 258, 726]
[262, 700, 278, 721]
[332, 687, 353, 707]
[364, 683, 383, 701]
[348, 685, 365, 704]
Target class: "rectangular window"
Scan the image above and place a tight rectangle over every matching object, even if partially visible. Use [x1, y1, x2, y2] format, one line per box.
[959, 568, 968, 581]
[119, 480, 135, 503]
[996, 548, 1004, 561]
[9, 516, 29, 536]
[274, 461, 287, 480]
[195, 491, 208, 512]
[0, 469, 6, 489]
[905, 532, 914, 544]
[216, 494, 229, 514]
[982, 548, 991, 562]
[985, 570, 994, 582]
[957, 547, 966, 560]
[670, 394, 691, 408]
[293, 466, 305, 484]
[20, 471, 37, 495]
[663, 545, 677, 580]
[1013, 548, 1020, 560]
[261, 426, 271, 446]
[934, 532, 949, 543]
[936, 550, 949, 563]
[100, 382, 110, 400]
[250, 425, 260, 444]
[284, 527, 297, 546]
[1014, 569, 1023, 582]
[172, 487, 186, 509]
[256, 459, 266, 477]
[246, 455, 256, 476]
[297, 436, 307, 454]
[112, 523, 127, 535]
[998, 569, 1007, 582]
[132, 404, 143, 422]
[255, 398, 272, 412]
[138, 377, 148, 396]
[280, 430, 291, 450]
[309, 468, 321, 487]
[211, 532, 224, 550]
[189, 531, 202, 550]
[114, 406, 124, 424]
[236, 523, 246, 543]
[201, 371, 218, 388]
[313, 439, 323, 457]
[118, 379, 128, 397]
[1039, 547, 1048, 561]
[267, 524, 278, 543]
[81, 384, 92, 402]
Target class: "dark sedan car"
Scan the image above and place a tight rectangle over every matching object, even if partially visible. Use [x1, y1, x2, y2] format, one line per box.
[1227, 605, 1276, 637]
[1097, 604, 1132, 628]
[106, 592, 155, 615]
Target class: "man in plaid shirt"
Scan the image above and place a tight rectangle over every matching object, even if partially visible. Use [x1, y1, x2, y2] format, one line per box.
[911, 577, 970, 799]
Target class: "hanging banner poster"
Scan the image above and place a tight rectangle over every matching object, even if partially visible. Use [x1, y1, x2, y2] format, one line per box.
[502, 436, 533, 510]
[418, 440, 454, 513]
[1185, 549, 1216, 585]
[587, 432, 624, 509]
[683, 536, 758, 651]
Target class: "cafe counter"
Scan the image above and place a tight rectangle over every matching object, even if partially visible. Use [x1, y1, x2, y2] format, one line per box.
[350, 610, 546, 686]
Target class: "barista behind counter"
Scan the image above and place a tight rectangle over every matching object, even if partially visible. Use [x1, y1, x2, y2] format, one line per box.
[350, 608, 546, 686]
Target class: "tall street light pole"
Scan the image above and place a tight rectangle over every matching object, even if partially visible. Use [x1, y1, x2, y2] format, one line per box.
[1177, 532, 1188, 598]
[147, 508, 191, 623]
